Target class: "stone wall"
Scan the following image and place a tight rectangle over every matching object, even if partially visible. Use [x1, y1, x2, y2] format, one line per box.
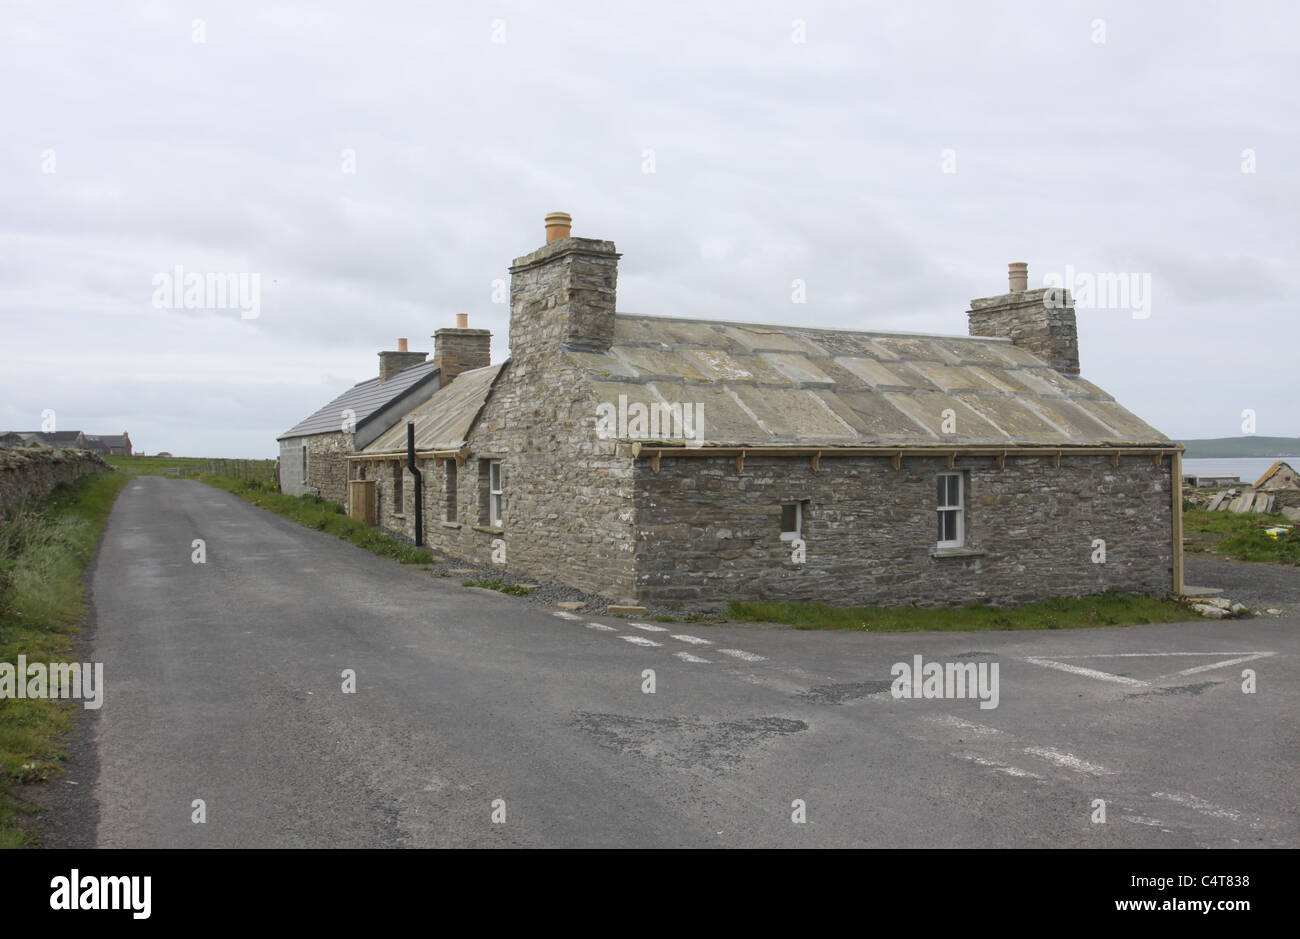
[434, 328, 492, 381]
[366, 355, 639, 600]
[0, 447, 113, 514]
[279, 431, 352, 503]
[968, 288, 1080, 376]
[633, 452, 1174, 610]
[508, 238, 619, 355]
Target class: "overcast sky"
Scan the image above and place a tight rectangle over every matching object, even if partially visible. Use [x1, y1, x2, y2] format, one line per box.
[2, 1, 1296, 457]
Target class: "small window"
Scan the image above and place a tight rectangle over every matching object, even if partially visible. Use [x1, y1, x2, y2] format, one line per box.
[392, 460, 404, 512]
[489, 460, 503, 527]
[301, 446, 307, 480]
[780, 502, 804, 541]
[445, 460, 457, 522]
[478, 459, 503, 527]
[937, 472, 964, 547]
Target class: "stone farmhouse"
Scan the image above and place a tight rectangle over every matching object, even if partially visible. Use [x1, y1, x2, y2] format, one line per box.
[278, 336, 452, 502]
[338, 213, 1183, 611]
[2, 430, 132, 455]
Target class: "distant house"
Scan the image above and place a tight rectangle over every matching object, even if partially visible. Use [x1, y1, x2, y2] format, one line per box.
[82, 432, 133, 456]
[343, 213, 1183, 611]
[1255, 461, 1299, 491]
[276, 339, 452, 502]
[9, 431, 87, 448]
[3, 430, 131, 454]
[1182, 474, 1240, 488]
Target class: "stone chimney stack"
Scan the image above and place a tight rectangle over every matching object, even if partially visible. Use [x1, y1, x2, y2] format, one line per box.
[434, 315, 491, 384]
[509, 212, 620, 358]
[378, 338, 428, 381]
[967, 262, 1080, 376]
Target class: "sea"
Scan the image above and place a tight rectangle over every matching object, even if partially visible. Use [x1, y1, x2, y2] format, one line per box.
[1181, 457, 1298, 485]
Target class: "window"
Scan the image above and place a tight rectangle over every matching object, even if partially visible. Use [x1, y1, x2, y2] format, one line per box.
[445, 460, 457, 522]
[489, 460, 502, 526]
[392, 460, 403, 513]
[780, 502, 804, 541]
[301, 446, 307, 481]
[478, 459, 503, 527]
[937, 472, 964, 547]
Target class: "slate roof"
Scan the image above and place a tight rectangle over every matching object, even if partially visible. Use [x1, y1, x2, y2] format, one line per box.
[9, 431, 85, 446]
[360, 364, 505, 454]
[564, 315, 1170, 448]
[277, 359, 440, 441]
[83, 434, 130, 451]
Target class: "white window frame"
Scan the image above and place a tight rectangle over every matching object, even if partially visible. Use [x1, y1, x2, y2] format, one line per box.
[489, 460, 503, 527]
[937, 472, 964, 548]
[780, 502, 803, 542]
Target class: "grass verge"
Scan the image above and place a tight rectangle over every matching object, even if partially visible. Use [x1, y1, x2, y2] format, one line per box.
[727, 591, 1205, 632]
[462, 578, 536, 596]
[1183, 507, 1298, 564]
[197, 476, 434, 565]
[0, 469, 130, 848]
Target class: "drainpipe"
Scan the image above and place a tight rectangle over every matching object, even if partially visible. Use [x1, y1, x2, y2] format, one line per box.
[407, 422, 423, 547]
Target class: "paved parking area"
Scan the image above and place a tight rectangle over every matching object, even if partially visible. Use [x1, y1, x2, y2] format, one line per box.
[50, 477, 1299, 848]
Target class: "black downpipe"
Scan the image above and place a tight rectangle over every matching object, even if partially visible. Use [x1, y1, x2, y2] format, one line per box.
[407, 422, 423, 547]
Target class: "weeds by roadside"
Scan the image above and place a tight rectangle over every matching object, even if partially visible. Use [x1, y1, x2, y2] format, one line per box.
[727, 592, 1206, 632]
[0, 470, 128, 847]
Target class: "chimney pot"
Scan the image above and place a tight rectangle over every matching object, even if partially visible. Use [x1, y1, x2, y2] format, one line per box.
[1008, 262, 1029, 292]
[397, 337, 408, 352]
[456, 313, 469, 329]
[544, 211, 572, 244]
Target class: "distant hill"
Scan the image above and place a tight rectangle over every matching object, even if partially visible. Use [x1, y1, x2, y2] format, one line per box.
[1178, 436, 1300, 458]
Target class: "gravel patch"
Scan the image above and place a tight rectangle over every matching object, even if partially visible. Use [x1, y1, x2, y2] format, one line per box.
[1184, 556, 1300, 615]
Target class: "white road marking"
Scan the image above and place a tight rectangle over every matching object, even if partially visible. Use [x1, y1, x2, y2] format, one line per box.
[1152, 791, 1242, 821]
[1122, 815, 1172, 829]
[1050, 651, 1266, 658]
[1174, 652, 1274, 677]
[552, 611, 584, 621]
[957, 753, 1043, 779]
[1023, 656, 1148, 687]
[718, 649, 766, 662]
[585, 622, 617, 632]
[674, 651, 711, 664]
[928, 715, 1003, 736]
[671, 634, 713, 645]
[1023, 746, 1117, 776]
[627, 621, 669, 632]
[620, 635, 662, 647]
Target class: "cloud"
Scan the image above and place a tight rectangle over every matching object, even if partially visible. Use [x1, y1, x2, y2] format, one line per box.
[1, 0, 1296, 455]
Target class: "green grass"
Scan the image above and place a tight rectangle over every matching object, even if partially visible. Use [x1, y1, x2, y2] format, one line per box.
[198, 476, 434, 565]
[0, 469, 130, 848]
[462, 579, 536, 596]
[1183, 507, 1297, 563]
[108, 454, 277, 485]
[727, 591, 1205, 632]
[1216, 528, 1300, 565]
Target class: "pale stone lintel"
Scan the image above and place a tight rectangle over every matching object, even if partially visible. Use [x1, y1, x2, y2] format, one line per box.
[930, 548, 988, 559]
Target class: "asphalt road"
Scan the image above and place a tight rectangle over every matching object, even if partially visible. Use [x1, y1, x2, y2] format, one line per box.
[55, 477, 1300, 847]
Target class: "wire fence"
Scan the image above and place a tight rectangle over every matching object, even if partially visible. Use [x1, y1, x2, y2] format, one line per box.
[170, 459, 279, 487]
